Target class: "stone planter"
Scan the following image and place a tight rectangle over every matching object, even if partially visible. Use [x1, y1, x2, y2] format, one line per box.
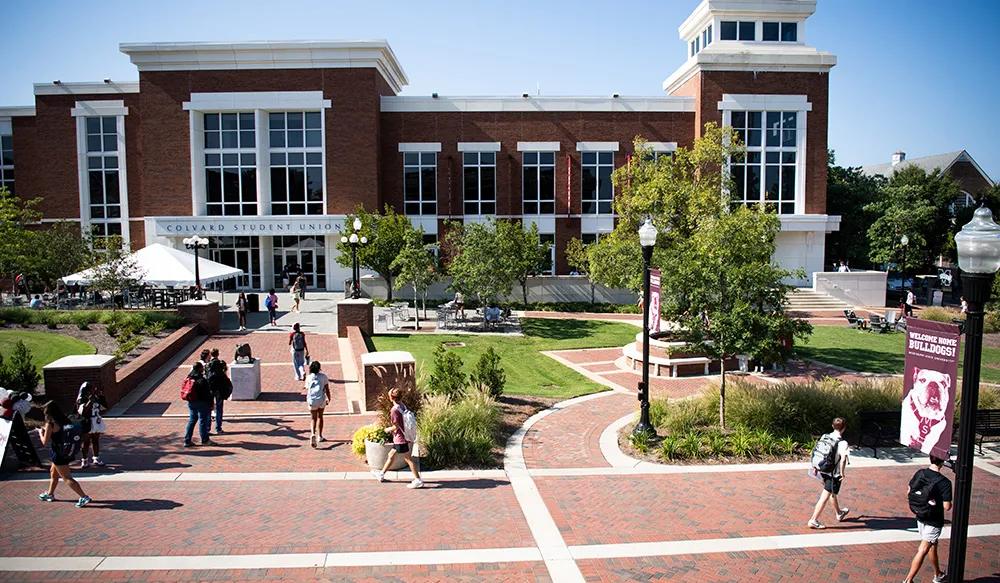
[364, 440, 407, 471]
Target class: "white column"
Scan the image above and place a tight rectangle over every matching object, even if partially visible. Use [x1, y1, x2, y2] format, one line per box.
[795, 110, 808, 215]
[189, 110, 206, 216]
[255, 109, 270, 216]
[116, 115, 131, 249]
[259, 236, 274, 292]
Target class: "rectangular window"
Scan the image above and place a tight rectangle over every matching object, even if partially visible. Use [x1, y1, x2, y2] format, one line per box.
[522, 152, 555, 215]
[720, 21, 737, 40]
[581, 151, 614, 215]
[763, 22, 780, 41]
[739, 21, 755, 41]
[269, 112, 323, 216]
[204, 113, 257, 216]
[707, 24, 713, 45]
[0, 134, 12, 194]
[209, 236, 261, 290]
[538, 234, 555, 275]
[781, 22, 797, 42]
[403, 152, 437, 216]
[85, 116, 123, 238]
[422, 233, 439, 258]
[729, 110, 797, 214]
[463, 152, 496, 215]
[581, 233, 599, 245]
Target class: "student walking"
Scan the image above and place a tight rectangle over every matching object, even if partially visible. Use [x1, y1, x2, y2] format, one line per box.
[291, 277, 303, 313]
[76, 382, 108, 468]
[289, 323, 310, 381]
[207, 348, 231, 434]
[236, 291, 249, 331]
[182, 362, 214, 447]
[38, 402, 91, 507]
[265, 289, 279, 325]
[372, 388, 423, 489]
[808, 417, 851, 529]
[905, 288, 916, 318]
[304, 361, 331, 448]
[903, 455, 952, 583]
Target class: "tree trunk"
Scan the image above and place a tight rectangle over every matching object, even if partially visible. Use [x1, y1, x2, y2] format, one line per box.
[413, 284, 420, 330]
[719, 366, 726, 429]
[521, 280, 528, 307]
[384, 274, 393, 301]
[590, 281, 596, 305]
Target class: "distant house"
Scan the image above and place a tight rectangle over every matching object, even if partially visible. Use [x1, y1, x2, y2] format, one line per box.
[862, 150, 995, 211]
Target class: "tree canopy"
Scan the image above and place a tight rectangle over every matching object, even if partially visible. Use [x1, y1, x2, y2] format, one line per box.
[824, 152, 885, 270]
[390, 227, 439, 329]
[444, 218, 520, 306]
[335, 205, 416, 301]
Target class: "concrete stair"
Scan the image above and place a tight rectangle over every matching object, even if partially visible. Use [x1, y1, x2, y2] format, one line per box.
[784, 288, 853, 311]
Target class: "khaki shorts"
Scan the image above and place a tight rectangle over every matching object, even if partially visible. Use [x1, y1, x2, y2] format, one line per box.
[917, 521, 942, 543]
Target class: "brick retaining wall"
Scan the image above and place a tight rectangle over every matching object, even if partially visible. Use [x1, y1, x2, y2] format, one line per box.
[114, 324, 200, 404]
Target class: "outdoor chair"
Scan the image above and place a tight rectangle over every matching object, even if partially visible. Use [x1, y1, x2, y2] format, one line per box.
[868, 314, 891, 334]
[843, 309, 860, 329]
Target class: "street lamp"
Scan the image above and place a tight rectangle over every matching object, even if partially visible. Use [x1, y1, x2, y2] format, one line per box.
[634, 217, 658, 436]
[900, 234, 909, 280]
[949, 204, 1000, 580]
[182, 235, 209, 299]
[341, 218, 368, 299]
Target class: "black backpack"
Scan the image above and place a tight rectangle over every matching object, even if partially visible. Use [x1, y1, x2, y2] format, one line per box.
[207, 359, 232, 400]
[292, 332, 306, 351]
[53, 420, 85, 460]
[909, 471, 946, 521]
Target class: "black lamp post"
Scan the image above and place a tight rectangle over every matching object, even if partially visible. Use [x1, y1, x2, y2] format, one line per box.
[341, 217, 368, 299]
[633, 218, 658, 436]
[949, 204, 1000, 579]
[183, 235, 209, 299]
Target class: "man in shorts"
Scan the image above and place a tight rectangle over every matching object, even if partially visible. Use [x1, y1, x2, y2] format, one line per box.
[903, 455, 951, 583]
[808, 417, 851, 529]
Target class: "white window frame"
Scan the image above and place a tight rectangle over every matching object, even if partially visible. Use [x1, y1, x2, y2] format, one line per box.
[402, 151, 437, 216]
[580, 151, 615, 216]
[522, 151, 556, 215]
[203, 111, 259, 217]
[267, 111, 326, 216]
[73, 101, 130, 248]
[462, 151, 497, 216]
[0, 122, 12, 194]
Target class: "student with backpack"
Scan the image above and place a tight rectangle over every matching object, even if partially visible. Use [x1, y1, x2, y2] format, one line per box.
[288, 323, 310, 381]
[236, 291, 249, 331]
[903, 455, 952, 583]
[181, 362, 214, 447]
[372, 388, 423, 489]
[76, 382, 109, 468]
[38, 402, 91, 507]
[265, 289, 279, 326]
[807, 417, 851, 529]
[304, 361, 331, 448]
[207, 348, 231, 434]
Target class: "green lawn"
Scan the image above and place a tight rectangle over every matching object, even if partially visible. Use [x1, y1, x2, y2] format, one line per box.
[797, 325, 1000, 383]
[371, 318, 639, 398]
[0, 331, 96, 373]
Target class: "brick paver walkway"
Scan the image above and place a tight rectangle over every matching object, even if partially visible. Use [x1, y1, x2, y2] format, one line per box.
[522, 392, 635, 469]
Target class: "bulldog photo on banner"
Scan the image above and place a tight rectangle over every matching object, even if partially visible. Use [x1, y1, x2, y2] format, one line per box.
[901, 318, 961, 459]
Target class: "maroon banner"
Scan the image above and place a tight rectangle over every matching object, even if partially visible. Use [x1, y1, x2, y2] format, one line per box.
[901, 318, 961, 459]
[649, 269, 661, 333]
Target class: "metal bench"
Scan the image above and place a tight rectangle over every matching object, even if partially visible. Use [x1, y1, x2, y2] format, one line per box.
[974, 409, 1000, 454]
[857, 410, 901, 457]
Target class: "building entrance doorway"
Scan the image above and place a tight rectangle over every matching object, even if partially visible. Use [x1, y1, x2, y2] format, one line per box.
[273, 235, 327, 291]
[208, 236, 260, 290]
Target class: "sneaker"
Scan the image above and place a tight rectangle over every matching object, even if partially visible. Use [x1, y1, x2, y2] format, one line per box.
[183, 441, 195, 448]
[38, 493, 54, 502]
[310, 435, 317, 448]
[215, 428, 225, 434]
[92, 457, 105, 466]
[202, 439, 214, 446]
[76, 496, 92, 508]
[836, 508, 850, 522]
[317, 436, 325, 443]
[408, 479, 424, 489]
[933, 573, 948, 583]
[371, 469, 385, 482]
[80, 459, 90, 469]
[807, 520, 825, 529]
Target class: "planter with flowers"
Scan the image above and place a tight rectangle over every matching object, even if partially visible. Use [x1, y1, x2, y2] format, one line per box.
[351, 423, 406, 471]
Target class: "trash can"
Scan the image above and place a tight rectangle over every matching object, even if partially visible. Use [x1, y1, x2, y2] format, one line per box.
[737, 355, 750, 373]
[247, 293, 260, 312]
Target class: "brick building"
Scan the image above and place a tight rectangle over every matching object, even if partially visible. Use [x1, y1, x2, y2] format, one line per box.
[0, 0, 839, 291]
[862, 150, 996, 210]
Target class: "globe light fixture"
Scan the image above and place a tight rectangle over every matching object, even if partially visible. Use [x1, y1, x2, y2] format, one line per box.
[343, 218, 368, 299]
[182, 235, 210, 298]
[634, 217, 658, 436]
[948, 204, 1000, 579]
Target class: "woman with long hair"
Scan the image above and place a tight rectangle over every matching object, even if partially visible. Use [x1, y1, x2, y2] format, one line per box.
[38, 402, 91, 507]
[236, 291, 249, 331]
[76, 382, 108, 468]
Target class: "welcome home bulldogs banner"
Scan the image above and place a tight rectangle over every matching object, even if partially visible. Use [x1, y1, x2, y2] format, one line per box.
[649, 269, 661, 334]
[901, 318, 961, 459]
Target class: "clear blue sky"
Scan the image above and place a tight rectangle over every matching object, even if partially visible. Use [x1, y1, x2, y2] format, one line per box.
[1, 0, 997, 180]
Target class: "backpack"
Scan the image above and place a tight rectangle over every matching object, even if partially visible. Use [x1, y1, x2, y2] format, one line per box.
[264, 295, 274, 309]
[181, 377, 198, 402]
[909, 471, 946, 521]
[306, 374, 326, 406]
[292, 332, 306, 351]
[401, 405, 417, 442]
[54, 420, 84, 459]
[810, 434, 842, 474]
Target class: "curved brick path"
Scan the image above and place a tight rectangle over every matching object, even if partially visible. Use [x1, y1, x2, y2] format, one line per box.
[522, 392, 635, 469]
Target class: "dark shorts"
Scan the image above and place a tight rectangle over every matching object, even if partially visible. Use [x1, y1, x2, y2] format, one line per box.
[822, 474, 842, 495]
[393, 442, 409, 454]
[50, 452, 73, 467]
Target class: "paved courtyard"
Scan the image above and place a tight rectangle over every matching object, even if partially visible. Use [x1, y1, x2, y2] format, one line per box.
[3, 320, 1000, 582]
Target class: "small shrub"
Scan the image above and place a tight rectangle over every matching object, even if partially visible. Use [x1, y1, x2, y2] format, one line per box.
[0, 341, 40, 395]
[77, 322, 90, 330]
[427, 344, 467, 398]
[418, 388, 500, 468]
[706, 429, 729, 456]
[146, 320, 166, 336]
[920, 306, 960, 323]
[629, 430, 651, 454]
[46, 322, 58, 330]
[114, 333, 143, 362]
[754, 429, 778, 457]
[985, 310, 1000, 334]
[650, 396, 718, 433]
[729, 427, 755, 458]
[660, 435, 681, 461]
[778, 435, 799, 456]
[470, 347, 506, 398]
[679, 430, 704, 459]
[351, 423, 388, 458]
[374, 375, 423, 428]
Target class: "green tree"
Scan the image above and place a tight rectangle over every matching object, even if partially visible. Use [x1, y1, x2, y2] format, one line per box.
[445, 218, 519, 309]
[29, 221, 91, 289]
[502, 219, 549, 306]
[427, 344, 466, 398]
[390, 228, 439, 330]
[335, 205, 414, 301]
[824, 151, 885, 270]
[0, 187, 43, 293]
[0, 341, 41, 395]
[86, 235, 145, 309]
[565, 237, 597, 303]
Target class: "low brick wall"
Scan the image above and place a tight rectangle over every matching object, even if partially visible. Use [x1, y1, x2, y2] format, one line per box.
[115, 324, 200, 404]
[338, 299, 374, 337]
[361, 351, 415, 413]
[347, 326, 370, 408]
[43, 356, 117, 413]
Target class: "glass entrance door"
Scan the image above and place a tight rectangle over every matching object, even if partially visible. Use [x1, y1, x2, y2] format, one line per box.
[273, 236, 326, 291]
[208, 236, 260, 290]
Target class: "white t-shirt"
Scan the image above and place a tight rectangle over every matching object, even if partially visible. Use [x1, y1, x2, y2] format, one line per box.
[828, 430, 850, 477]
[305, 373, 329, 407]
[906, 291, 915, 306]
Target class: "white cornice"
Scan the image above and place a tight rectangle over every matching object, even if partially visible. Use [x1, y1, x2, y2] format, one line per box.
[0, 106, 36, 117]
[679, 0, 817, 39]
[119, 40, 409, 95]
[779, 214, 840, 233]
[381, 95, 695, 113]
[663, 46, 836, 94]
[34, 82, 139, 96]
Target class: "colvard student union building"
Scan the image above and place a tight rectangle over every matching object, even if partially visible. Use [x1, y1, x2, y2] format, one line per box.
[0, 0, 838, 291]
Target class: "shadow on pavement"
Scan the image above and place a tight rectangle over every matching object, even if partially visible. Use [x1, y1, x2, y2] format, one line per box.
[90, 498, 184, 512]
[429, 479, 506, 490]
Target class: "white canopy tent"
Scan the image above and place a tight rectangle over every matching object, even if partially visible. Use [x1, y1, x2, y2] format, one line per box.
[63, 243, 243, 287]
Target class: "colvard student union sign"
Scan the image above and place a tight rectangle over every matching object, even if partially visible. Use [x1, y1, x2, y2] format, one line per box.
[153, 216, 347, 237]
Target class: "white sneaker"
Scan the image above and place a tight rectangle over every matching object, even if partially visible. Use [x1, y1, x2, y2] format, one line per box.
[933, 573, 948, 583]
[371, 469, 384, 482]
[407, 479, 424, 489]
[80, 459, 90, 469]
